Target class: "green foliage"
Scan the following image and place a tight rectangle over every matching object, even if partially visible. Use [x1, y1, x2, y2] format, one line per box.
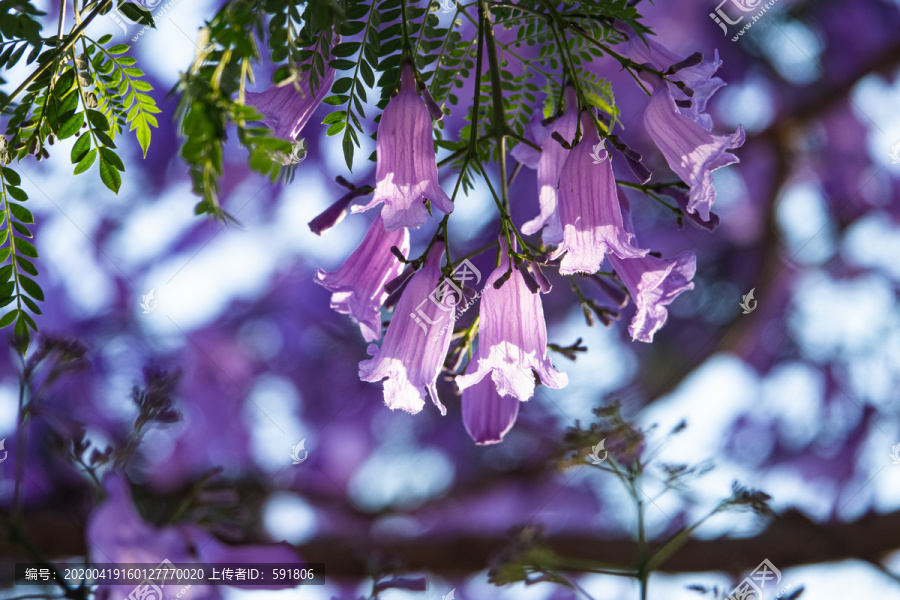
[175, 0, 293, 220]
[0, 160, 42, 353]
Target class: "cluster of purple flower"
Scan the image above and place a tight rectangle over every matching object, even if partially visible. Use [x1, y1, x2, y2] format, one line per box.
[246, 38, 743, 444]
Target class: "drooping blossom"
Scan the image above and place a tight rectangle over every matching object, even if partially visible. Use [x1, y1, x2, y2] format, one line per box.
[607, 199, 696, 342]
[88, 473, 299, 600]
[461, 350, 520, 445]
[456, 238, 567, 402]
[352, 63, 453, 231]
[359, 241, 455, 414]
[511, 86, 579, 244]
[315, 213, 409, 342]
[625, 39, 745, 221]
[245, 39, 337, 151]
[550, 112, 648, 275]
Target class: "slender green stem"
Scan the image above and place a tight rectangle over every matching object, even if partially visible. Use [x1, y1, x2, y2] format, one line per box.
[0, 0, 112, 111]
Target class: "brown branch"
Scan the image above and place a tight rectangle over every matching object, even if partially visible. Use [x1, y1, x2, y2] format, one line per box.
[4, 507, 900, 583]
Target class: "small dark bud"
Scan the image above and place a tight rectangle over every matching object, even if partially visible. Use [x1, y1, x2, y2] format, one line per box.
[384, 264, 417, 296]
[516, 262, 541, 294]
[550, 131, 572, 149]
[675, 99, 693, 109]
[389, 245, 408, 263]
[307, 191, 356, 235]
[417, 81, 444, 122]
[493, 270, 513, 289]
[666, 52, 704, 75]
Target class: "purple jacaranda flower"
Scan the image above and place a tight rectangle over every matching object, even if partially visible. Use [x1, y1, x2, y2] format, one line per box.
[644, 89, 744, 222]
[245, 41, 337, 146]
[549, 112, 648, 275]
[359, 241, 454, 414]
[511, 86, 579, 244]
[457, 238, 567, 402]
[625, 38, 726, 129]
[607, 202, 696, 343]
[461, 350, 520, 445]
[88, 474, 300, 600]
[316, 214, 409, 342]
[624, 39, 745, 222]
[352, 63, 454, 231]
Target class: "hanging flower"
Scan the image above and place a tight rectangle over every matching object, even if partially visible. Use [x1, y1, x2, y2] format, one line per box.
[461, 349, 521, 445]
[456, 237, 567, 402]
[352, 63, 454, 231]
[550, 112, 648, 275]
[245, 38, 337, 151]
[607, 200, 696, 342]
[511, 86, 579, 244]
[625, 39, 745, 221]
[359, 241, 455, 414]
[315, 213, 409, 342]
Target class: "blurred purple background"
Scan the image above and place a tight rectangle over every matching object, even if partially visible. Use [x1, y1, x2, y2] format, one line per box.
[2, 0, 900, 598]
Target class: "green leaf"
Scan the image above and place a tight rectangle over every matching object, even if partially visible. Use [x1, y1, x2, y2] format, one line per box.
[118, 2, 154, 27]
[6, 186, 27, 202]
[99, 157, 122, 193]
[14, 314, 30, 352]
[0, 265, 11, 282]
[58, 111, 84, 139]
[18, 275, 43, 301]
[13, 237, 38, 258]
[2, 168, 21, 186]
[15, 256, 37, 277]
[342, 131, 355, 171]
[99, 148, 125, 171]
[21, 295, 41, 315]
[9, 203, 34, 224]
[134, 120, 151, 157]
[71, 133, 92, 163]
[332, 42, 361, 58]
[87, 109, 110, 132]
[74, 149, 97, 175]
[0, 310, 17, 329]
[331, 77, 353, 94]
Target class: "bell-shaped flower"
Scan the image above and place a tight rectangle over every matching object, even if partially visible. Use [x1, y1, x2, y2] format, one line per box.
[644, 90, 745, 222]
[607, 202, 696, 342]
[457, 238, 567, 402]
[353, 63, 453, 231]
[511, 86, 579, 244]
[245, 41, 337, 146]
[625, 38, 725, 129]
[550, 112, 648, 275]
[461, 349, 520, 445]
[359, 241, 455, 414]
[624, 39, 745, 222]
[315, 214, 409, 342]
